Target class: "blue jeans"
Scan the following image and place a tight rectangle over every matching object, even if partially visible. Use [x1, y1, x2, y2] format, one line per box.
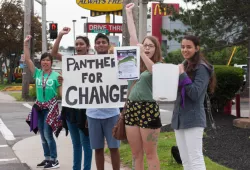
[67, 120, 92, 170]
[37, 109, 57, 161]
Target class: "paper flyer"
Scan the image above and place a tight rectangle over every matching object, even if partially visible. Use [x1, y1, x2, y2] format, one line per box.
[114, 46, 140, 80]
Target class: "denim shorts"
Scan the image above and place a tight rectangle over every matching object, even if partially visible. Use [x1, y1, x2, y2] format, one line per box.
[87, 115, 120, 149]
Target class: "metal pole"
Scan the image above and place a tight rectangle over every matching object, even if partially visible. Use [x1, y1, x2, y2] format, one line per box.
[139, 0, 148, 43]
[86, 17, 88, 37]
[113, 14, 115, 36]
[22, 0, 32, 99]
[42, 0, 47, 53]
[247, 18, 250, 118]
[73, 20, 76, 54]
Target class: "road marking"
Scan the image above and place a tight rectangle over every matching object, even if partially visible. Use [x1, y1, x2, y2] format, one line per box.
[0, 158, 17, 162]
[23, 103, 32, 109]
[160, 109, 171, 113]
[0, 145, 8, 147]
[0, 119, 15, 141]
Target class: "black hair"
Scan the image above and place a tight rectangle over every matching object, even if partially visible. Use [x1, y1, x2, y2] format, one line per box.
[182, 35, 216, 93]
[40, 52, 53, 64]
[76, 36, 90, 47]
[94, 33, 109, 44]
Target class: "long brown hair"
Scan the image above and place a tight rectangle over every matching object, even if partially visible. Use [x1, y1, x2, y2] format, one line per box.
[182, 35, 216, 93]
[140, 36, 163, 72]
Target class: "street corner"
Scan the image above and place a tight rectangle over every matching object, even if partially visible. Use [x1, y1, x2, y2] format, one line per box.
[12, 134, 74, 170]
[0, 91, 16, 102]
[12, 135, 42, 165]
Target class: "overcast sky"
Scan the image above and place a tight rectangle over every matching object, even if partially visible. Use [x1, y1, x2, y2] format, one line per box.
[30, 0, 187, 48]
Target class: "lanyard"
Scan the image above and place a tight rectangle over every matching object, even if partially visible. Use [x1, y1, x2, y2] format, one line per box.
[42, 70, 52, 99]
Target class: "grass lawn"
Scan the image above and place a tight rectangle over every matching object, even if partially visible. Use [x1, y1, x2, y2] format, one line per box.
[8, 92, 23, 101]
[106, 132, 231, 170]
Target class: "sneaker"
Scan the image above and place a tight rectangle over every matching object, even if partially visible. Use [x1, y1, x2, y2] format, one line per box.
[36, 160, 49, 168]
[44, 160, 60, 169]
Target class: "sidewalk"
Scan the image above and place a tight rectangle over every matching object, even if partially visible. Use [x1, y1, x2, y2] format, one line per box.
[0, 91, 130, 170]
[0, 91, 16, 103]
[13, 134, 130, 170]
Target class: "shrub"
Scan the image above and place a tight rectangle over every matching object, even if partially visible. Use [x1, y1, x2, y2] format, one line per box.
[164, 49, 183, 64]
[28, 85, 61, 100]
[29, 85, 36, 100]
[15, 78, 22, 83]
[211, 65, 244, 113]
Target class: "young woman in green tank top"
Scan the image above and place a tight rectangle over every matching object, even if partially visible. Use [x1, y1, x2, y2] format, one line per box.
[125, 3, 163, 170]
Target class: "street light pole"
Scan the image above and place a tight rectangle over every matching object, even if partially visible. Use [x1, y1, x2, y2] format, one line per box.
[72, 20, 76, 54]
[81, 16, 88, 37]
[22, 0, 32, 99]
[35, 0, 47, 53]
[139, 0, 148, 43]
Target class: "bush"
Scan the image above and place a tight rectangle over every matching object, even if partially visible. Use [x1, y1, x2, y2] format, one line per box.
[164, 49, 183, 64]
[28, 85, 61, 100]
[15, 78, 22, 83]
[211, 65, 244, 112]
[29, 85, 36, 100]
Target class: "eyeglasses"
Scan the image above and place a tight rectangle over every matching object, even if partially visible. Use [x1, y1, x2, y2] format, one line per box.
[143, 44, 155, 49]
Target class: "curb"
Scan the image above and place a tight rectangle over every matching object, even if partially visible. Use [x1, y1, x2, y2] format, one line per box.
[2, 85, 35, 91]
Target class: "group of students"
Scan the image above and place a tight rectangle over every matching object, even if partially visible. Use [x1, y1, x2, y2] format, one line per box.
[23, 2, 216, 170]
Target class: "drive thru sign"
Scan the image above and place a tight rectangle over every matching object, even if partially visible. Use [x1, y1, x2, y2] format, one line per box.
[86, 23, 122, 33]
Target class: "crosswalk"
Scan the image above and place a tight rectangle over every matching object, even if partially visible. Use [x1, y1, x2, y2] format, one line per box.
[0, 103, 30, 170]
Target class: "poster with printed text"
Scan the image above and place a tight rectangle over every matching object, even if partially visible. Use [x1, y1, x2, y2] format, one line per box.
[114, 46, 140, 80]
[62, 54, 128, 108]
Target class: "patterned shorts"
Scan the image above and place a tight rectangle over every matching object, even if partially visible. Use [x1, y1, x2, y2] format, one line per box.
[124, 100, 162, 129]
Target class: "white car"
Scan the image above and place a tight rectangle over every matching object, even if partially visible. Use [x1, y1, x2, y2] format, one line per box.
[52, 67, 62, 73]
[234, 64, 247, 82]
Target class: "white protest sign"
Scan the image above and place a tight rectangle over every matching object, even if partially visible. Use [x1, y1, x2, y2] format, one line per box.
[62, 54, 128, 108]
[153, 64, 179, 101]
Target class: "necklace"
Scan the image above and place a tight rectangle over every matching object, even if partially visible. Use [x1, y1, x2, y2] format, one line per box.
[42, 70, 52, 99]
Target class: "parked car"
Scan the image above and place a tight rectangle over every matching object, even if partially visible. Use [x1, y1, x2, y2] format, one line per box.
[234, 64, 247, 91]
[52, 67, 61, 73]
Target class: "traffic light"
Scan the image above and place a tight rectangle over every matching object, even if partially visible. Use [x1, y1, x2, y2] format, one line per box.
[49, 23, 58, 39]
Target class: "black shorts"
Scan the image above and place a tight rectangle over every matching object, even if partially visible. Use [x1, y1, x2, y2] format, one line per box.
[124, 100, 162, 129]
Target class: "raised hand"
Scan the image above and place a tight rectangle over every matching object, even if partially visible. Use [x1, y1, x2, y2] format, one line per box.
[24, 35, 32, 44]
[178, 64, 184, 74]
[137, 43, 145, 57]
[58, 74, 64, 84]
[126, 3, 135, 12]
[59, 27, 71, 36]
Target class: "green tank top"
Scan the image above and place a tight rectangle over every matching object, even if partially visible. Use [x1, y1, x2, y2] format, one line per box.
[128, 70, 154, 102]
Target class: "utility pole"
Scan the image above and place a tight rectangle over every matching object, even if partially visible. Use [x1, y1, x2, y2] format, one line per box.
[72, 20, 76, 54]
[139, 0, 148, 43]
[35, 0, 47, 53]
[122, 0, 139, 46]
[22, 0, 33, 99]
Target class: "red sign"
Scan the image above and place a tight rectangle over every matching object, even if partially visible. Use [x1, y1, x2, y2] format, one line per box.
[151, 3, 179, 43]
[87, 23, 122, 33]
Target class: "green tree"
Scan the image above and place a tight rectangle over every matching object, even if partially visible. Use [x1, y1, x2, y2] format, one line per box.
[160, 0, 250, 50]
[160, 0, 250, 96]
[0, 0, 42, 83]
[206, 46, 248, 65]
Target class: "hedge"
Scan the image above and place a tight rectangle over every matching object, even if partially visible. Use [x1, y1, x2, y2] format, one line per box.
[211, 65, 244, 112]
